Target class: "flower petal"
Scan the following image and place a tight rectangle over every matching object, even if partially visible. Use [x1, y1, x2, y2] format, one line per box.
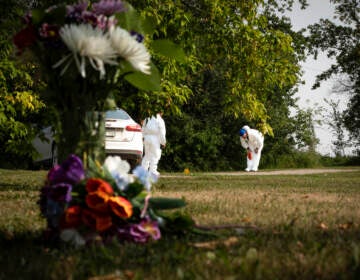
[108, 196, 133, 218]
[109, 27, 151, 74]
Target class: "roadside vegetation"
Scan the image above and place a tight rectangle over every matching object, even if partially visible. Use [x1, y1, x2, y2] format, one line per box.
[1, 0, 359, 171]
[1, 168, 360, 279]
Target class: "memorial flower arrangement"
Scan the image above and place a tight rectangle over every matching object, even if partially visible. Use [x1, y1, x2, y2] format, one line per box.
[12, 0, 181, 164]
[39, 154, 193, 246]
[14, 0, 194, 246]
[13, 0, 152, 78]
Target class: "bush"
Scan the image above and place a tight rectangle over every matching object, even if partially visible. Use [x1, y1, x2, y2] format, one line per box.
[320, 155, 360, 167]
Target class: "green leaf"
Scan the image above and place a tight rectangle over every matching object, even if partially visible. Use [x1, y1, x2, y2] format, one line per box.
[159, 212, 196, 233]
[45, 5, 66, 25]
[31, 9, 45, 25]
[141, 15, 157, 37]
[151, 39, 186, 63]
[124, 182, 144, 198]
[149, 197, 186, 210]
[86, 156, 105, 178]
[124, 62, 161, 91]
[116, 3, 143, 33]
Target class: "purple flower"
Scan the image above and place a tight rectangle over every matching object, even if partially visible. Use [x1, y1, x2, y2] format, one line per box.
[47, 154, 85, 185]
[81, 11, 98, 26]
[49, 183, 73, 203]
[95, 14, 118, 30]
[117, 218, 161, 243]
[130, 31, 144, 43]
[92, 0, 126, 16]
[39, 23, 60, 39]
[66, 1, 89, 22]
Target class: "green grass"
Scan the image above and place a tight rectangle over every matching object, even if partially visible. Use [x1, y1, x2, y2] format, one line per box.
[1, 168, 360, 279]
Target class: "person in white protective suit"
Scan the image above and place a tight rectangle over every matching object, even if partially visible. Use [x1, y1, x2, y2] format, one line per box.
[141, 112, 166, 176]
[239, 125, 264, 172]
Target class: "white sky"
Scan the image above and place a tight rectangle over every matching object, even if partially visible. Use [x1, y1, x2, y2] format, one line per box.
[286, 0, 351, 156]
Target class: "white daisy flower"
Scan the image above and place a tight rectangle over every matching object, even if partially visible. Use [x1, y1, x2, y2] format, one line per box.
[109, 26, 151, 74]
[54, 24, 118, 78]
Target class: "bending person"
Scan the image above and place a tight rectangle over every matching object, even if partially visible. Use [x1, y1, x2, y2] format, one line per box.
[239, 125, 264, 172]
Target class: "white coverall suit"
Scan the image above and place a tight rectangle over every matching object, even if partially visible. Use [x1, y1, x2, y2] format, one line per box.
[240, 125, 264, 172]
[141, 113, 166, 175]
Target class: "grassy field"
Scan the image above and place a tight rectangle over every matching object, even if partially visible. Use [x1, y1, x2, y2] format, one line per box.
[1, 168, 360, 279]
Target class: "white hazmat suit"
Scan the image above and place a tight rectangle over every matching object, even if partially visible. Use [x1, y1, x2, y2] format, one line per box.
[141, 113, 166, 175]
[239, 125, 264, 172]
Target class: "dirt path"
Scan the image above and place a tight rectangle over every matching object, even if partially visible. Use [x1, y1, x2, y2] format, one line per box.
[162, 168, 360, 177]
[213, 168, 360, 176]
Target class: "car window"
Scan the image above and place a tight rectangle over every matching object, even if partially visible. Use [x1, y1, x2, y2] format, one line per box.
[105, 109, 130, 120]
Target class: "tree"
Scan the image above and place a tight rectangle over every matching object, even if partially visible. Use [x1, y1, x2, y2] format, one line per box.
[308, 0, 360, 152]
[0, 0, 47, 167]
[324, 98, 350, 156]
[129, 0, 302, 133]
[123, 0, 315, 171]
[2, 0, 321, 170]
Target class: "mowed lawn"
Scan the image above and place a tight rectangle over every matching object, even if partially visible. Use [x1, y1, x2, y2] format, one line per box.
[0, 168, 360, 279]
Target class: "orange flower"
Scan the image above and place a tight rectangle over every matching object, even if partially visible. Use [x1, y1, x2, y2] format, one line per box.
[86, 190, 110, 213]
[108, 196, 133, 219]
[86, 178, 114, 195]
[62, 205, 83, 228]
[82, 209, 112, 232]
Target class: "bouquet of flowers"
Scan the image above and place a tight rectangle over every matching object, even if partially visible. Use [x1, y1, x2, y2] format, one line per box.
[39, 154, 194, 246]
[13, 1, 195, 246]
[13, 0, 154, 80]
[12, 0, 169, 164]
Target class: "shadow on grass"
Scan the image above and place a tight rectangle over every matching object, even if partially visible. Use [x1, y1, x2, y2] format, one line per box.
[1, 226, 360, 280]
[0, 228, 219, 280]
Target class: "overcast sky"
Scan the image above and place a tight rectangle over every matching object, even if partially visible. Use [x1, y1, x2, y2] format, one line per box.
[286, 0, 351, 155]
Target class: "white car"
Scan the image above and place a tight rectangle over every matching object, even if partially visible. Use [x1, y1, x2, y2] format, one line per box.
[33, 108, 143, 169]
[104, 108, 143, 168]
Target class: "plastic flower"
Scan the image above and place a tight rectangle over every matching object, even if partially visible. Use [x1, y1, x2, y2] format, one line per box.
[117, 217, 161, 243]
[108, 196, 132, 218]
[109, 26, 151, 74]
[48, 183, 73, 203]
[132, 165, 158, 192]
[104, 155, 130, 176]
[103, 155, 132, 190]
[92, 0, 125, 16]
[82, 209, 112, 231]
[62, 205, 83, 228]
[86, 190, 111, 213]
[54, 23, 118, 78]
[138, 217, 161, 241]
[86, 178, 114, 195]
[47, 154, 85, 185]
